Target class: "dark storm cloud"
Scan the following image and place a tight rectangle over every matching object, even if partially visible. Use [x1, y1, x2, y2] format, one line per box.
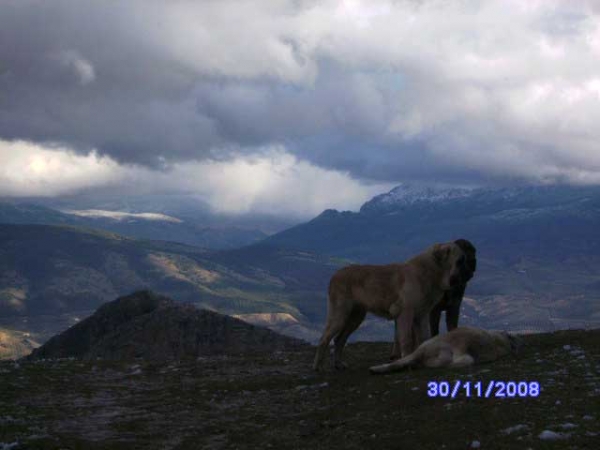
[1, 0, 600, 185]
[0, 0, 225, 167]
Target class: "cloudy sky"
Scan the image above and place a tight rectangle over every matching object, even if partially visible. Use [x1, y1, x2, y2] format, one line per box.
[1, 0, 599, 218]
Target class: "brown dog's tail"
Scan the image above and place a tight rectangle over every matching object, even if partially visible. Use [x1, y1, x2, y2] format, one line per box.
[370, 350, 422, 374]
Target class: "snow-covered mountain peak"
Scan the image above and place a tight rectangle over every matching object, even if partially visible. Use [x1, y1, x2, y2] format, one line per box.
[360, 183, 475, 213]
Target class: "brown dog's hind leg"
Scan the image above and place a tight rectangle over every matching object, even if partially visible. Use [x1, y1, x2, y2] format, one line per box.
[313, 301, 354, 371]
[390, 320, 401, 360]
[333, 307, 366, 370]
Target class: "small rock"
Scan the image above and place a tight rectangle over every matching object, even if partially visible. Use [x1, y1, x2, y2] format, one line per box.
[538, 430, 568, 440]
[470, 440, 481, 448]
[0, 441, 19, 450]
[501, 424, 528, 435]
[562, 345, 571, 350]
[582, 415, 594, 421]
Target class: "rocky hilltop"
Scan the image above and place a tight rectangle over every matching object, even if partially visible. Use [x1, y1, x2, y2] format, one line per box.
[26, 290, 307, 360]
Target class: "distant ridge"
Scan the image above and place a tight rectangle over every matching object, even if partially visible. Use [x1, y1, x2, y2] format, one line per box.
[360, 183, 474, 214]
[0, 201, 267, 250]
[26, 290, 308, 361]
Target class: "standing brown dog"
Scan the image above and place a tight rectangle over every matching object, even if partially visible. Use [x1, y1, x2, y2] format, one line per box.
[391, 239, 477, 359]
[313, 241, 468, 371]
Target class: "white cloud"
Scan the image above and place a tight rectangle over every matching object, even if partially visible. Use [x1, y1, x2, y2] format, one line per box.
[166, 147, 393, 218]
[0, 140, 124, 196]
[0, 140, 392, 219]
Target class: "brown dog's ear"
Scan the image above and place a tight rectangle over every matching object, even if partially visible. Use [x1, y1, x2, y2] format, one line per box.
[433, 243, 450, 265]
[454, 239, 476, 255]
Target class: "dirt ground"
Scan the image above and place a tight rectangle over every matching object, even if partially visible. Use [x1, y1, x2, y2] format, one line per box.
[1, 329, 599, 449]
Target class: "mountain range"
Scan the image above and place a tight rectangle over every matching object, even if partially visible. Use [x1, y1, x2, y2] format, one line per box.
[1, 183, 600, 358]
[0, 200, 267, 250]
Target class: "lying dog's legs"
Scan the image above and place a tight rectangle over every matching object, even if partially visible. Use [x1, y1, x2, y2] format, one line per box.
[371, 348, 423, 374]
[333, 307, 366, 370]
[422, 345, 453, 368]
[373, 342, 454, 374]
[449, 352, 474, 368]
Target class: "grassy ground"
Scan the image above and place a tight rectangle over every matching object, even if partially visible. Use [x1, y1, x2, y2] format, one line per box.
[1, 329, 598, 449]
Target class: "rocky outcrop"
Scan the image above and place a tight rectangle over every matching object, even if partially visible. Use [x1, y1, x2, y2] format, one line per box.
[26, 290, 307, 360]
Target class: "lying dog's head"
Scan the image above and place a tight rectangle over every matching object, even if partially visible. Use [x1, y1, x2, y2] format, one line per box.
[431, 241, 469, 290]
[454, 238, 477, 283]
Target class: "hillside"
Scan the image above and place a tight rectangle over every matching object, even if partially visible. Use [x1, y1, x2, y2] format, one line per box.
[1, 329, 598, 449]
[28, 291, 306, 361]
[0, 223, 338, 317]
[0, 224, 344, 357]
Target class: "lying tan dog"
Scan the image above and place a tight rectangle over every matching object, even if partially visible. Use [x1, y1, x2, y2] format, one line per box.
[313, 241, 468, 371]
[371, 327, 522, 374]
[391, 239, 477, 359]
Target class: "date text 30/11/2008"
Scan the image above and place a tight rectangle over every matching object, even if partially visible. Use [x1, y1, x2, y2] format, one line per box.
[427, 381, 541, 398]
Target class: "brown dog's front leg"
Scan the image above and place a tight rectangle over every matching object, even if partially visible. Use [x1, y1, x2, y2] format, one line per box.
[390, 319, 402, 360]
[398, 309, 415, 357]
[416, 316, 431, 346]
[429, 303, 442, 337]
[445, 303, 460, 332]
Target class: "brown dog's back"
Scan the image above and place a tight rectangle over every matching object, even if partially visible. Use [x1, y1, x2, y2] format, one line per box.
[329, 264, 406, 318]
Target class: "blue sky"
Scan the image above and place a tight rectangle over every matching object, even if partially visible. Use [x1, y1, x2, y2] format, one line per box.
[1, 0, 599, 218]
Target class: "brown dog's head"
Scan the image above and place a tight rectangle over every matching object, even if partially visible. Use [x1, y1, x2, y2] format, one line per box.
[453, 238, 477, 283]
[431, 241, 469, 290]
